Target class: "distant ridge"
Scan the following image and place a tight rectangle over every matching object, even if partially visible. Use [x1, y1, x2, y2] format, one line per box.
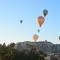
[15, 41, 60, 54]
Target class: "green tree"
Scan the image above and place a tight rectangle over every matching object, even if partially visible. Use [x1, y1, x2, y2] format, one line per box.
[0, 42, 15, 60]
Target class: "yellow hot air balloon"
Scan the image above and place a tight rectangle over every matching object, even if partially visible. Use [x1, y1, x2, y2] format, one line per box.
[37, 16, 45, 27]
[32, 34, 39, 42]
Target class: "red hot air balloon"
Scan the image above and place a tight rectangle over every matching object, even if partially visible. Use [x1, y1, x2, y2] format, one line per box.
[37, 16, 45, 27]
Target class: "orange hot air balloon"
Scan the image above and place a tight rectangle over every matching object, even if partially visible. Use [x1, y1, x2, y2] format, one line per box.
[32, 34, 39, 42]
[37, 16, 45, 27]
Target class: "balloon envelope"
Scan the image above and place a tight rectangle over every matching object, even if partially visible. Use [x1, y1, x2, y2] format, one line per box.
[20, 20, 23, 23]
[32, 34, 39, 42]
[59, 36, 60, 40]
[37, 16, 45, 27]
[37, 29, 40, 33]
[43, 9, 48, 16]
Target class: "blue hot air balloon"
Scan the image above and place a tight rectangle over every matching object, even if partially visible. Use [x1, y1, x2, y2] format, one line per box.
[43, 9, 48, 17]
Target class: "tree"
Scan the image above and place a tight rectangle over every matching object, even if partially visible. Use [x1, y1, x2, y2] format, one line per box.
[0, 43, 15, 60]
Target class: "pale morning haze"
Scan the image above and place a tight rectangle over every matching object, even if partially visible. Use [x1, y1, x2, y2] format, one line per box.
[0, 0, 60, 44]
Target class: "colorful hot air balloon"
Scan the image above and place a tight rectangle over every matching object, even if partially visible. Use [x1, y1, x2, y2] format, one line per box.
[37, 16, 45, 27]
[32, 34, 39, 42]
[43, 9, 48, 17]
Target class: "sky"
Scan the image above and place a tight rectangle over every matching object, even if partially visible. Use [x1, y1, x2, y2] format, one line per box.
[0, 0, 60, 44]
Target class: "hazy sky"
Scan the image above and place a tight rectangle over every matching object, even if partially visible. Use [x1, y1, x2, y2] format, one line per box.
[0, 0, 60, 44]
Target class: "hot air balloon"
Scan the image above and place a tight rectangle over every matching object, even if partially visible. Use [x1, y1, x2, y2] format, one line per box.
[37, 29, 40, 33]
[32, 34, 39, 42]
[43, 9, 48, 17]
[20, 20, 23, 23]
[59, 36, 60, 40]
[37, 16, 45, 27]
